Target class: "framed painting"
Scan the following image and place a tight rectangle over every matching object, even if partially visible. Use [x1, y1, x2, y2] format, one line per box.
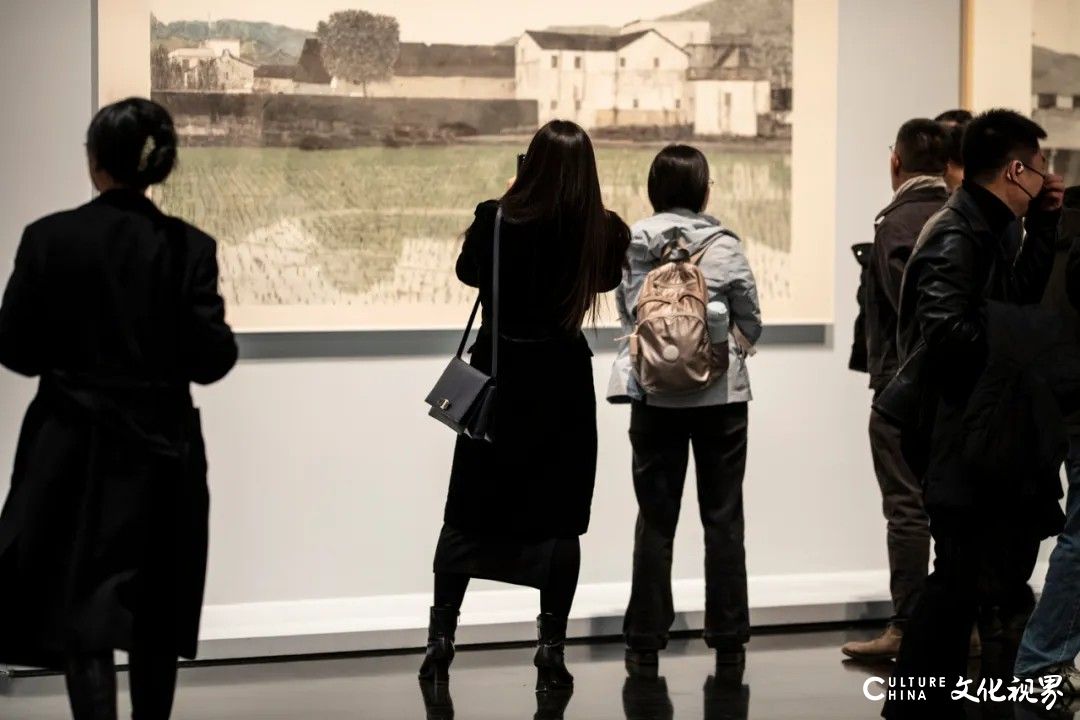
[962, 0, 1080, 185]
[95, 0, 835, 332]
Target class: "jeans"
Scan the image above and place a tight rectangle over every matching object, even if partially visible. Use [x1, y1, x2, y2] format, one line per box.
[1015, 443, 1080, 677]
[623, 401, 749, 651]
[869, 408, 930, 624]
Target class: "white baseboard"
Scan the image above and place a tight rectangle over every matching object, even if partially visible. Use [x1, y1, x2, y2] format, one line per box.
[0, 563, 1051, 670]
[192, 569, 898, 660]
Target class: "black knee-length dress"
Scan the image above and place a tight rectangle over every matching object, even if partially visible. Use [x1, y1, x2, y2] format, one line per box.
[433, 200, 628, 589]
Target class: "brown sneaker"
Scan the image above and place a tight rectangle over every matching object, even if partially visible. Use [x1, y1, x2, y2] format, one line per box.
[841, 624, 903, 660]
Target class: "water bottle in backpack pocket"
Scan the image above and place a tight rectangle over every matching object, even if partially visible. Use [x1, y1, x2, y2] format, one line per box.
[706, 300, 732, 374]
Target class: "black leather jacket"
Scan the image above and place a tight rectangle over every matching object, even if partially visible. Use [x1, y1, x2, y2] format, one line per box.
[875, 182, 1059, 483]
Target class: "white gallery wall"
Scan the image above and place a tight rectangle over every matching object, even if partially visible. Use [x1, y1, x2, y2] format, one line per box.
[0, 0, 970, 656]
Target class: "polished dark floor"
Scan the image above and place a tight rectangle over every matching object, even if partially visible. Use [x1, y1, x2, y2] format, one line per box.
[2, 626, 1077, 719]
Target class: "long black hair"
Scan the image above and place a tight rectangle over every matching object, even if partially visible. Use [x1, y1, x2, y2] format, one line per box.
[501, 120, 617, 331]
[87, 97, 178, 188]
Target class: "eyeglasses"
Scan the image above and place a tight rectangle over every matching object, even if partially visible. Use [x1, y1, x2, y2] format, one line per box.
[1019, 160, 1050, 182]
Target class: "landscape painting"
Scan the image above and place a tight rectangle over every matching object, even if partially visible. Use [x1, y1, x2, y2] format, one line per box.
[98, 0, 821, 332]
[1033, 0, 1080, 185]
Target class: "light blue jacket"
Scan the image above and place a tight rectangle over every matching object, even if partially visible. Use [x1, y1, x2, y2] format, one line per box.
[606, 209, 762, 407]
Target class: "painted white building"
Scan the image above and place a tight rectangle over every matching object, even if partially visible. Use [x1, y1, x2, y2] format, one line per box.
[691, 75, 771, 136]
[1033, 47, 1080, 151]
[515, 30, 689, 128]
[216, 51, 256, 92]
[169, 40, 253, 92]
[168, 47, 216, 69]
[204, 38, 242, 58]
[687, 40, 771, 137]
[621, 20, 711, 49]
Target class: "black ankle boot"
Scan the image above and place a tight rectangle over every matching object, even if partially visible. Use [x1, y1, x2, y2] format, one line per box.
[419, 606, 459, 684]
[534, 613, 574, 693]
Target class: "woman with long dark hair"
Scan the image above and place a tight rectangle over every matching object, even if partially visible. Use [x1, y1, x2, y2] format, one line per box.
[0, 98, 236, 719]
[419, 120, 630, 692]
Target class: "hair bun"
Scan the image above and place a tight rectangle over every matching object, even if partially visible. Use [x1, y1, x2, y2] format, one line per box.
[138, 133, 177, 186]
[87, 97, 178, 188]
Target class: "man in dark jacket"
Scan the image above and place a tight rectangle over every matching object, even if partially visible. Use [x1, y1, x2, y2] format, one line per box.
[842, 119, 951, 660]
[935, 109, 973, 193]
[878, 110, 1064, 719]
[1013, 188, 1080, 693]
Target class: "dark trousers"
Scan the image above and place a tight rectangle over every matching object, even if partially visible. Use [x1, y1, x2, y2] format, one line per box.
[883, 511, 1039, 719]
[623, 401, 749, 651]
[65, 648, 178, 720]
[868, 408, 930, 624]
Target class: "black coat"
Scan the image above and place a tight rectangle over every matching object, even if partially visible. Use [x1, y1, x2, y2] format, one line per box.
[442, 201, 629, 541]
[1045, 187, 1080, 435]
[959, 301, 1077, 538]
[875, 182, 1059, 525]
[0, 190, 236, 669]
[848, 243, 871, 373]
[864, 183, 949, 390]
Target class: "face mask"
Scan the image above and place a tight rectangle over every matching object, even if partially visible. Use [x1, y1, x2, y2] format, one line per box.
[1009, 162, 1047, 214]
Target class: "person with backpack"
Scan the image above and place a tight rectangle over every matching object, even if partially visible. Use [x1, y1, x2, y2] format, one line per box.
[607, 144, 762, 669]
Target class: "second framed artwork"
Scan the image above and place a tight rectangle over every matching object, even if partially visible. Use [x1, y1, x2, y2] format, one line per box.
[96, 0, 836, 333]
[964, 0, 1080, 185]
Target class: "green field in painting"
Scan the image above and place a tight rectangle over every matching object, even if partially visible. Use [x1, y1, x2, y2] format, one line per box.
[155, 144, 791, 307]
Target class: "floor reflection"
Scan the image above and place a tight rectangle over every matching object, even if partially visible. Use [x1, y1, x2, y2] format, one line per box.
[704, 666, 750, 720]
[419, 680, 454, 720]
[621, 665, 673, 720]
[620, 659, 750, 720]
[8, 626, 1078, 719]
[420, 680, 575, 720]
[534, 688, 574, 720]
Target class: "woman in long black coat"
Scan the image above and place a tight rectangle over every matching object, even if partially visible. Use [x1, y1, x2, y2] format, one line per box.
[0, 98, 236, 719]
[419, 120, 630, 692]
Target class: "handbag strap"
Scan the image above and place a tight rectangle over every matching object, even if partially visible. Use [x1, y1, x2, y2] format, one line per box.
[492, 207, 501, 379]
[455, 206, 502, 382]
[456, 296, 481, 358]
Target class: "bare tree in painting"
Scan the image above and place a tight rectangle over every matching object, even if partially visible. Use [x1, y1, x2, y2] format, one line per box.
[317, 10, 400, 96]
[750, 36, 791, 90]
[194, 58, 220, 91]
[150, 45, 184, 90]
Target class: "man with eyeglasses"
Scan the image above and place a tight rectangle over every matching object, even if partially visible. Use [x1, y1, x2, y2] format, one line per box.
[877, 109, 1065, 719]
[842, 119, 951, 662]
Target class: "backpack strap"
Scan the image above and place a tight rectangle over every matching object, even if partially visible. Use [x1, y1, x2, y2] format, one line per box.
[689, 243, 712, 265]
[660, 229, 721, 266]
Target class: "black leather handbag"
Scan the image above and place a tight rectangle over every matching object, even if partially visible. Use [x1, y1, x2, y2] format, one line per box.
[425, 207, 502, 442]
